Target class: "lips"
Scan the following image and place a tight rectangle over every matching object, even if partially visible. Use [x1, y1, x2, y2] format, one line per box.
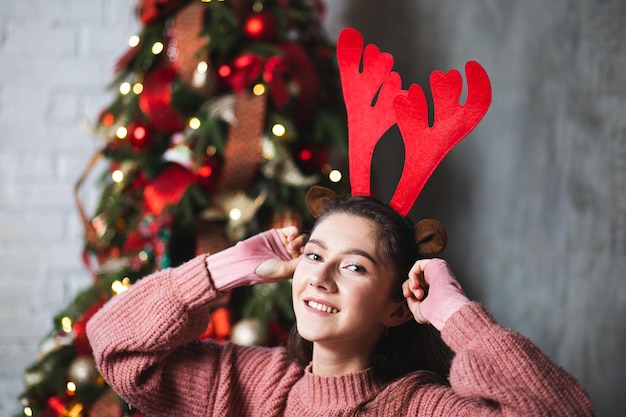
[306, 299, 338, 314]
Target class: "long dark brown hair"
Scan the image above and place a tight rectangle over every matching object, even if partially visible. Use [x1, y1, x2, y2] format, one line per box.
[287, 195, 452, 384]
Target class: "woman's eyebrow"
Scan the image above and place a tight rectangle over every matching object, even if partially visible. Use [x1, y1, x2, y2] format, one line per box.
[341, 248, 377, 264]
[307, 239, 377, 264]
[307, 238, 326, 249]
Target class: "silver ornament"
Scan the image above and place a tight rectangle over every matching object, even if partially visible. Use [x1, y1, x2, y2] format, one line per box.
[230, 318, 268, 346]
[67, 356, 100, 386]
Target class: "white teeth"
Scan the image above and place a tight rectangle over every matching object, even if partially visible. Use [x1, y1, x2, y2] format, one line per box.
[307, 301, 338, 314]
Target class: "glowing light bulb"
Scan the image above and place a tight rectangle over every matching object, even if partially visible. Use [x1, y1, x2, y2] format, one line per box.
[198, 165, 212, 177]
[246, 18, 263, 37]
[133, 83, 143, 94]
[128, 35, 140, 47]
[192, 62, 209, 87]
[218, 65, 231, 77]
[197, 62, 208, 73]
[102, 113, 115, 127]
[111, 279, 130, 295]
[24, 407, 33, 417]
[253, 83, 266, 96]
[66, 382, 77, 394]
[151, 42, 164, 55]
[329, 169, 342, 183]
[111, 169, 124, 183]
[229, 208, 242, 221]
[299, 149, 312, 161]
[272, 123, 286, 137]
[119, 82, 131, 95]
[133, 126, 146, 140]
[116, 126, 128, 139]
[61, 317, 73, 333]
[189, 117, 201, 130]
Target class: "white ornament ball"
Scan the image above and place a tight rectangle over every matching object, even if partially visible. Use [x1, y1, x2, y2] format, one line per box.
[67, 356, 100, 386]
[230, 318, 268, 346]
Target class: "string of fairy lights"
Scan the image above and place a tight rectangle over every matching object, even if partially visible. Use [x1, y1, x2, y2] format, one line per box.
[109, 28, 343, 189]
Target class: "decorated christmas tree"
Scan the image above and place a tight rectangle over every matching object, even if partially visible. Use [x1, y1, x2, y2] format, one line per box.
[17, 0, 346, 416]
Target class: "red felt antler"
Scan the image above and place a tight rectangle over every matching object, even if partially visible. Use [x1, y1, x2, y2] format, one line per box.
[337, 28, 406, 197]
[391, 61, 491, 216]
[337, 28, 491, 217]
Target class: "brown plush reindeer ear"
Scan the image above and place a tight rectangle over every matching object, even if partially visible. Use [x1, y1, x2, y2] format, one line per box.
[306, 186, 339, 218]
[414, 219, 447, 256]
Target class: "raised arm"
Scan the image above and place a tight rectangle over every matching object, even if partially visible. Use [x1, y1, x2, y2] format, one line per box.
[403, 259, 594, 416]
[86, 229, 298, 416]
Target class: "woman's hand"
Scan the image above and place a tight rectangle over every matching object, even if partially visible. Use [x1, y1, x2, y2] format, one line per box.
[402, 259, 431, 324]
[402, 258, 471, 330]
[254, 226, 307, 281]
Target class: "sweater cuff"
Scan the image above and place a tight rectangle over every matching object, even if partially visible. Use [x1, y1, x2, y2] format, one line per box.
[206, 229, 291, 292]
[440, 302, 499, 353]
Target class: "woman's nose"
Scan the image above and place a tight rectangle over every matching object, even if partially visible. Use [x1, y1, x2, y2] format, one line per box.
[308, 266, 337, 292]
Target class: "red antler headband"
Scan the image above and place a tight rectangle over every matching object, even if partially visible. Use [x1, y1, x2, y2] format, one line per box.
[337, 28, 492, 217]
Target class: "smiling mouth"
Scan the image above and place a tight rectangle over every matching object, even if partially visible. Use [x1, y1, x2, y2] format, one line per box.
[307, 300, 338, 314]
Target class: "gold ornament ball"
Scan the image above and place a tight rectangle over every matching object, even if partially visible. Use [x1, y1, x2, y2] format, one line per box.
[230, 318, 268, 346]
[67, 356, 100, 386]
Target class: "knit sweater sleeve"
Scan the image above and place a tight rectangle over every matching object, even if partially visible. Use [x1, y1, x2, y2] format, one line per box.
[86, 230, 294, 417]
[414, 302, 594, 416]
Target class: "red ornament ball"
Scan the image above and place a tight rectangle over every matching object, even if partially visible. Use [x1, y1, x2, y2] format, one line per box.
[296, 144, 329, 174]
[197, 156, 222, 191]
[127, 122, 153, 150]
[243, 12, 279, 41]
[99, 111, 116, 127]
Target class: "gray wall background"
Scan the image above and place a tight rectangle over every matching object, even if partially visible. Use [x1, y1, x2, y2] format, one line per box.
[331, 1, 625, 416]
[1, 0, 624, 416]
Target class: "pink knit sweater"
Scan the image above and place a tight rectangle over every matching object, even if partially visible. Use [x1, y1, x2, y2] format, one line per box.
[87, 231, 594, 416]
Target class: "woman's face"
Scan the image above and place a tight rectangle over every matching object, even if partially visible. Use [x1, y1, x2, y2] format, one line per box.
[292, 213, 402, 355]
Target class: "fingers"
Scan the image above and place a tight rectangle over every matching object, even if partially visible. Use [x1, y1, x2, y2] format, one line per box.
[276, 226, 298, 246]
[409, 259, 431, 282]
[401, 259, 434, 325]
[287, 233, 307, 257]
[401, 279, 429, 324]
[276, 226, 307, 258]
[407, 258, 431, 298]
[282, 225, 299, 241]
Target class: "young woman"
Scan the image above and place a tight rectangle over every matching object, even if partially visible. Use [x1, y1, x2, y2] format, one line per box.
[87, 194, 594, 416]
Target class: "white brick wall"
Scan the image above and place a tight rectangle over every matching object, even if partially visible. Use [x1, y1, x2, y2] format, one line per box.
[0, 1, 137, 414]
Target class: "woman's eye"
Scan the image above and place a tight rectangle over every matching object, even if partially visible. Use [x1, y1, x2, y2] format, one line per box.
[345, 263, 366, 274]
[305, 252, 322, 262]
